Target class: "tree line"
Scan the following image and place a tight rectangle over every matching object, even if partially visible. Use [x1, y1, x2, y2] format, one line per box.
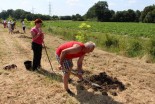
[0, 1, 155, 23]
[84, 1, 155, 23]
[0, 9, 51, 21]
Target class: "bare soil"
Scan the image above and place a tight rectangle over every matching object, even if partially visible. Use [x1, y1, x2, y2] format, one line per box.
[0, 25, 155, 104]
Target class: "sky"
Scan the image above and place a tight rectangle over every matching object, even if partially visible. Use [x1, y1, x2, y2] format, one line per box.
[0, 0, 154, 16]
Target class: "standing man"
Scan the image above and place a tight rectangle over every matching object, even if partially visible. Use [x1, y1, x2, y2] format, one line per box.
[56, 41, 95, 95]
[21, 20, 26, 33]
[7, 20, 12, 34]
[31, 18, 44, 71]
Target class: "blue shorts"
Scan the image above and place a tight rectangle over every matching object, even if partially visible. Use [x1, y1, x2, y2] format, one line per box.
[56, 54, 73, 73]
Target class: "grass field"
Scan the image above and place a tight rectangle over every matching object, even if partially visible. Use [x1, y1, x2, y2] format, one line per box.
[44, 21, 155, 38]
[24, 20, 155, 62]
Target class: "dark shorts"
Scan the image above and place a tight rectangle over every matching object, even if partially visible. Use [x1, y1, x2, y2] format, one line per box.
[56, 54, 73, 73]
[23, 27, 25, 30]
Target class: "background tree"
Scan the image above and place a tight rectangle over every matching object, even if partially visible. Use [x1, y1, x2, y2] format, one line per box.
[144, 10, 155, 23]
[94, 1, 109, 22]
[72, 14, 84, 21]
[51, 15, 59, 20]
[0, 9, 52, 21]
[85, 1, 113, 22]
[0, 10, 8, 19]
[135, 10, 141, 22]
[84, 6, 96, 20]
[59, 16, 72, 20]
[140, 5, 155, 23]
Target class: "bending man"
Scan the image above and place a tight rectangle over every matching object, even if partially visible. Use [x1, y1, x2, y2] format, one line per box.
[56, 41, 95, 95]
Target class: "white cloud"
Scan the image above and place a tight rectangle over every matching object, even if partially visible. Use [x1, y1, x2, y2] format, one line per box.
[66, 0, 79, 6]
[109, 2, 117, 7]
[128, 0, 137, 4]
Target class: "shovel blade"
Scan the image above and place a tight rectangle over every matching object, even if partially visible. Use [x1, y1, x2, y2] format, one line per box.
[91, 83, 102, 88]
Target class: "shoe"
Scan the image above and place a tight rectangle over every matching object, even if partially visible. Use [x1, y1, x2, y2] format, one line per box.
[66, 89, 75, 96]
[38, 65, 42, 69]
[32, 68, 38, 71]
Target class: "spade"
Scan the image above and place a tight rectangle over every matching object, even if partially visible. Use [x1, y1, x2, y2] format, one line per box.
[70, 70, 102, 88]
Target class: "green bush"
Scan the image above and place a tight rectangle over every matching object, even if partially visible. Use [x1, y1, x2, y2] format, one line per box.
[127, 40, 143, 57]
[48, 27, 53, 33]
[148, 39, 155, 57]
[75, 23, 91, 42]
[105, 34, 119, 48]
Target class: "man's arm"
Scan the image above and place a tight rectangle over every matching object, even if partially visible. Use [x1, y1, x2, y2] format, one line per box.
[77, 55, 84, 70]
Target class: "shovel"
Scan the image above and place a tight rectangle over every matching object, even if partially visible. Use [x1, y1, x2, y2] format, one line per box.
[83, 78, 102, 88]
[70, 70, 102, 88]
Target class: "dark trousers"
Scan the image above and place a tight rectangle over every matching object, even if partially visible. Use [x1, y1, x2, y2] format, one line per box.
[32, 42, 42, 70]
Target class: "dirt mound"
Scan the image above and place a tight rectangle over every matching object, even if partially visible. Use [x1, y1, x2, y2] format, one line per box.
[81, 72, 125, 96]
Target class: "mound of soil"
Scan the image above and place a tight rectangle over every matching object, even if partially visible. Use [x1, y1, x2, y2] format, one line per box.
[82, 72, 126, 96]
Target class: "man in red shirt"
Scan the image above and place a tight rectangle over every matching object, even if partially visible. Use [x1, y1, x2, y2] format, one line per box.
[56, 41, 95, 95]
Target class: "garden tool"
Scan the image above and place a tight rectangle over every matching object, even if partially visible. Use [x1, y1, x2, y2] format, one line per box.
[70, 70, 102, 88]
[43, 41, 54, 72]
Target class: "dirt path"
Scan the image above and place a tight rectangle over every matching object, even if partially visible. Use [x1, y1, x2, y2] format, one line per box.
[0, 25, 155, 104]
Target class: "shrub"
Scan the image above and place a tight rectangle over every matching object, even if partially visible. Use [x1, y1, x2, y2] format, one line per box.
[148, 39, 155, 57]
[126, 40, 143, 57]
[105, 34, 119, 48]
[48, 27, 53, 33]
[75, 22, 91, 42]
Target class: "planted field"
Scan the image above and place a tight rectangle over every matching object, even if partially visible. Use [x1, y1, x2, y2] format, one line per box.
[43, 21, 155, 62]
[45, 21, 155, 38]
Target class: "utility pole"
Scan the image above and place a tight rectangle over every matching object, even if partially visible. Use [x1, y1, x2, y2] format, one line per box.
[32, 7, 35, 14]
[49, 1, 52, 16]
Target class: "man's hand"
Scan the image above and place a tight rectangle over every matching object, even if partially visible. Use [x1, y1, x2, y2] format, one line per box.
[58, 65, 63, 70]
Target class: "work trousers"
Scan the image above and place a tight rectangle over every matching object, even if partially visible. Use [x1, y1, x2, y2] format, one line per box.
[32, 42, 42, 70]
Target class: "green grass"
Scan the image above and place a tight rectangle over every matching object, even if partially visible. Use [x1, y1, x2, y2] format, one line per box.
[25, 20, 155, 62]
[44, 21, 155, 38]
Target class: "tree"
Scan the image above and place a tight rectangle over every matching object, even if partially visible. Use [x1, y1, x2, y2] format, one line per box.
[14, 9, 25, 19]
[135, 10, 141, 22]
[0, 10, 8, 19]
[52, 15, 59, 20]
[144, 10, 155, 23]
[94, 1, 109, 22]
[7, 9, 14, 17]
[59, 16, 72, 20]
[72, 14, 84, 21]
[84, 6, 96, 20]
[127, 9, 136, 22]
[0, 9, 52, 21]
[84, 1, 112, 21]
[113, 9, 136, 22]
[140, 5, 155, 23]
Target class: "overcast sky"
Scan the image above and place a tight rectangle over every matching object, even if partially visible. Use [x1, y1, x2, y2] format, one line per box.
[0, 0, 154, 16]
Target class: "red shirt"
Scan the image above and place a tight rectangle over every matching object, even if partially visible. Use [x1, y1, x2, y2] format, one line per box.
[31, 27, 43, 44]
[56, 41, 85, 59]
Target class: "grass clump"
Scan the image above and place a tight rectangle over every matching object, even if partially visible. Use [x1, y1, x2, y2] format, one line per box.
[126, 40, 143, 57]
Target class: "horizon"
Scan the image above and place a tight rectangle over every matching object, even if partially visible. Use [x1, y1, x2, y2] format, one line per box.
[0, 0, 154, 16]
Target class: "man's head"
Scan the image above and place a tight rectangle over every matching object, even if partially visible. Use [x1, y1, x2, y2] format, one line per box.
[84, 41, 96, 53]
